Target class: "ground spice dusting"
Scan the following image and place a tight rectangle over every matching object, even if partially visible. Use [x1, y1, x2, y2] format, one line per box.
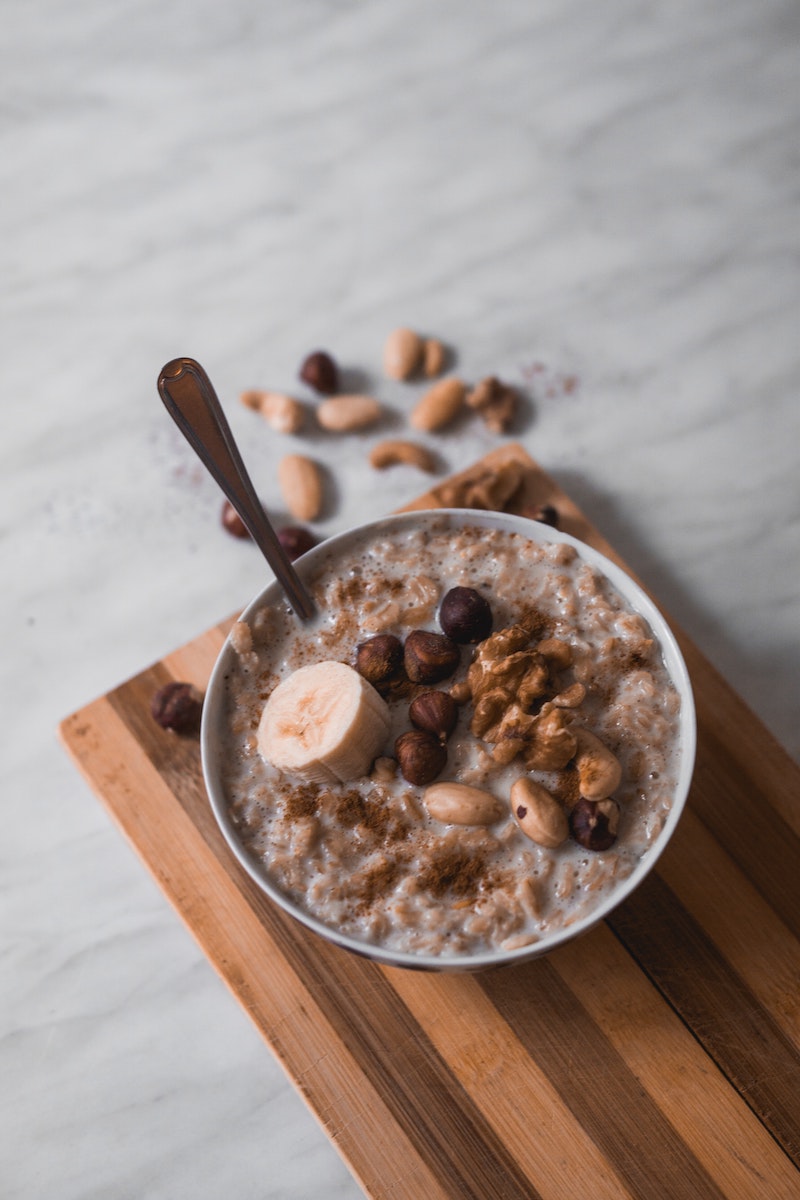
[351, 858, 404, 913]
[334, 789, 409, 842]
[283, 783, 321, 820]
[418, 849, 491, 899]
[521, 606, 554, 641]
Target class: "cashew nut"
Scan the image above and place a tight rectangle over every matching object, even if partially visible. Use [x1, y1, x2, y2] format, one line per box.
[573, 727, 622, 800]
[369, 439, 437, 472]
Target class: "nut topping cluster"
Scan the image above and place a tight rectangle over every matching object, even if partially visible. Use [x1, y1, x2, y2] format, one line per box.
[353, 579, 624, 853]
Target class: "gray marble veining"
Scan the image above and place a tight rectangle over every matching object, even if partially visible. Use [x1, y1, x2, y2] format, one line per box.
[2, 0, 798, 1195]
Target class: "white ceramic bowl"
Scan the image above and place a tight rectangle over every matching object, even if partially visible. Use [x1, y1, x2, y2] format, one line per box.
[202, 510, 696, 972]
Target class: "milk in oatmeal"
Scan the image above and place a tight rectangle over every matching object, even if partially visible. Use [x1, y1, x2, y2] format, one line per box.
[219, 520, 683, 957]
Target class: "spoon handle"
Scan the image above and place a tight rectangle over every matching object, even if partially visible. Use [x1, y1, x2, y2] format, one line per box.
[157, 357, 316, 621]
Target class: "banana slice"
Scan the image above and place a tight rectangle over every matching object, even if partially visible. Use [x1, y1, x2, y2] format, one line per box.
[257, 660, 391, 784]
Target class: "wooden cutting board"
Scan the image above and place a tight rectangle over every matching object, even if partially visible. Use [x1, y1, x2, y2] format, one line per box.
[59, 445, 800, 1200]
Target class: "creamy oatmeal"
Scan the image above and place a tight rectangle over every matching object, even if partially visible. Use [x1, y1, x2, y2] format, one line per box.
[217, 519, 683, 958]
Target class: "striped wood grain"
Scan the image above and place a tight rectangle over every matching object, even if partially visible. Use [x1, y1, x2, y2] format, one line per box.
[60, 445, 800, 1200]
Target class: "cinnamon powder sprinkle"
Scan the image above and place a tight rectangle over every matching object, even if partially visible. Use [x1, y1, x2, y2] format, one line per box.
[418, 849, 492, 899]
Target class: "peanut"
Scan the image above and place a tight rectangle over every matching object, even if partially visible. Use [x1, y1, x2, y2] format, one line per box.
[383, 327, 423, 379]
[423, 782, 504, 826]
[410, 377, 466, 432]
[510, 778, 568, 848]
[278, 454, 323, 522]
[368, 439, 437, 472]
[316, 394, 382, 432]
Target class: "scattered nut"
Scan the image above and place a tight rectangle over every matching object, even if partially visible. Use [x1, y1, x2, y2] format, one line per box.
[395, 729, 447, 785]
[404, 630, 460, 684]
[573, 727, 622, 800]
[221, 500, 249, 539]
[150, 681, 203, 734]
[423, 782, 504, 826]
[317, 394, 382, 432]
[240, 389, 264, 411]
[355, 634, 404, 686]
[242, 390, 305, 434]
[439, 586, 493, 644]
[437, 460, 525, 510]
[277, 525, 317, 561]
[466, 376, 519, 433]
[410, 377, 466, 432]
[422, 338, 446, 378]
[278, 454, 324, 521]
[569, 797, 620, 851]
[510, 778, 568, 848]
[409, 690, 459, 742]
[261, 393, 305, 434]
[368, 439, 437, 472]
[383, 327, 424, 379]
[299, 350, 338, 394]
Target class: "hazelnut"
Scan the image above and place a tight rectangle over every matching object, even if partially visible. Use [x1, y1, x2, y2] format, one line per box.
[404, 630, 460, 684]
[395, 729, 447, 786]
[277, 525, 317, 561]
[221, 500, 250, 539]
[150, 681, 203, 734]
[299, 349, 339, 394]
[438, 587, 493, 644]
[409, 690, 458, 742]
[569, 798, 620, 852]
[355, 634, 404, 686]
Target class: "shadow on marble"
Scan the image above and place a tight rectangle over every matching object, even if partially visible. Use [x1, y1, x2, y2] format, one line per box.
[554, 469, 800, 762]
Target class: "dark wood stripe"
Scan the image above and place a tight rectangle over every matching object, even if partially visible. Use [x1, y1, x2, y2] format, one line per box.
[608, 871, 800, 1166]
[480, 958, 728, 1200]
[688, 718, 800, 942]
[107, 669, 542, 1200]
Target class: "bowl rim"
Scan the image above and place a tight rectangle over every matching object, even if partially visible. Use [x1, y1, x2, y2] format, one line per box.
[201, 508, 696, 972]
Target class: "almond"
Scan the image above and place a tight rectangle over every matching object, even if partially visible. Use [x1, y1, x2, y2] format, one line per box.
[410, 377, 466, 432]
[278, 454, 323, 521]
[317, 394, 382, 432]
[383, 327, 424, 379]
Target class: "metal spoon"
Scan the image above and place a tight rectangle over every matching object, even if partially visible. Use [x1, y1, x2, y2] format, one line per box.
[157, 356, 316, 621]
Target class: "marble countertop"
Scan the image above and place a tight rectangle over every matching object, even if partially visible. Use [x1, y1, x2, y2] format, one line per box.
[3, 0, 798, 1196]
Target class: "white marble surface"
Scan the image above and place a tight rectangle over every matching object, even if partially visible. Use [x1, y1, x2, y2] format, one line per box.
[3, 0, 799, 1195]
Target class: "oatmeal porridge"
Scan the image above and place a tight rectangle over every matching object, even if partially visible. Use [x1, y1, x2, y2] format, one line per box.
[213, 516, 687, 959]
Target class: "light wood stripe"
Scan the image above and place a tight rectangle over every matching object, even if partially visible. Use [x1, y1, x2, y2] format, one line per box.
[59, 445, 800, 1199]
[102, 682, 547, 1200]
[659, 809, 800, 1052]
[552, 924, 800, 1199]
[608, 872, 800, 1162]
[386, 966, 637, 1200]
[62, 700, 459, 1200]
[480, 956, 729, 1200]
